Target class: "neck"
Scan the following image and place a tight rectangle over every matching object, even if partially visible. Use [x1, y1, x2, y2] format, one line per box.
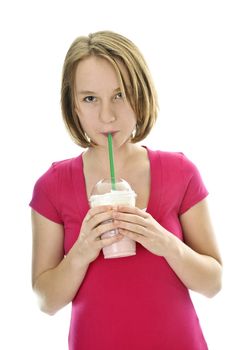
[83, 143, 142, 178]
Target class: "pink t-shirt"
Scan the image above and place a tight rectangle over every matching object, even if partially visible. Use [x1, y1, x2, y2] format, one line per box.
[30, 148, 209, 349]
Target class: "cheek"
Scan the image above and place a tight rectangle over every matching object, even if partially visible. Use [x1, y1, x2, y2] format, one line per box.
[118, 104, 137, 124]
[77, 105, 98, 122]
[78, 116, 95, 132]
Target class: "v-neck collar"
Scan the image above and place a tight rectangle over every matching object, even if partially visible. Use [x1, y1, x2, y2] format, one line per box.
[73, 147, 161, 221]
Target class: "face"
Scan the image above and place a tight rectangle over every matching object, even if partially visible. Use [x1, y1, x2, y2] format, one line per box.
[74, 56, 137, 149]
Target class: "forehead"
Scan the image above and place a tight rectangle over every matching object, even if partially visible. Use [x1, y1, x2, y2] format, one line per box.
[75, 56, 129, 91]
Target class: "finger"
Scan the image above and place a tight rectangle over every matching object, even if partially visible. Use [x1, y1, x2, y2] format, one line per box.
[119, 228, 145, 245]
[113, 212, 147, 228]
[89, 210, 117, 229]
[117, 206, 149, 219]
[96, 232, 123, 249]
[92, 220, 119, 240]
[117, 220, 148, 237]
[85, 205, 113, 222]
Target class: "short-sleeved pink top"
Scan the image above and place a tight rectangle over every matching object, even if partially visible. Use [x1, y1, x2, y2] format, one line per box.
[30, 148, 209, 349]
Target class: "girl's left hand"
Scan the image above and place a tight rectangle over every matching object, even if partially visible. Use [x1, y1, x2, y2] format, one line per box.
[114, 206, 174, 257]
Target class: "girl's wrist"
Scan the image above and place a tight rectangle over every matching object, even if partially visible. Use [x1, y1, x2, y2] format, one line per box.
[163, 231, 183, 262]
[66, 244, 90, 272]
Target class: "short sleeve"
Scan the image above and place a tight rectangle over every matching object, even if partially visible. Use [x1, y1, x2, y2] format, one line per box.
[179, 154, 209, 215]
[29, 165, 63, 224]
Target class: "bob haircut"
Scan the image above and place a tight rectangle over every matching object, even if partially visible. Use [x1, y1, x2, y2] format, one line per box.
[61, 30, 159, 148]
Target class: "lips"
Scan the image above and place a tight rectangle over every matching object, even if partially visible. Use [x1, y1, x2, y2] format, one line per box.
[101, 131, 119, 136]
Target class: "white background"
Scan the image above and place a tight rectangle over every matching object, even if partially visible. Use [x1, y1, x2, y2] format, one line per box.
[0, 0, 231, 349]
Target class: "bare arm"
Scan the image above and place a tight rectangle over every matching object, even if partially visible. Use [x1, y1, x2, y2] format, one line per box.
[115, 199, 223, 298]
[31, 211, 88, 315]
[31, 207, 123, 315]
[165, 199, 222, 297]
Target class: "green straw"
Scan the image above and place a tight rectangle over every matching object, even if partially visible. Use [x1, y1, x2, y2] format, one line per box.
[107, 133, 116, 190]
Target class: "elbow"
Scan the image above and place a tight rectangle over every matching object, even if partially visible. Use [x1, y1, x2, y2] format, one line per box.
[37, 294, 60, 316]
[32, 284, 58, 316]
[39, 301, 58, 316]
[204, 280, 222, 298]
[34, 292, 67, 315]
[191, 262, 223, 298]
[204, 264, 223, 298]
[192, 283, 221, 298]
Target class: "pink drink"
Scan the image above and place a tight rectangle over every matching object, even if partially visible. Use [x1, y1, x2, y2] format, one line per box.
[89, 179, 137, 258]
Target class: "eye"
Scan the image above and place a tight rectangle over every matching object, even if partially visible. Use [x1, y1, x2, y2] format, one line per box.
[114, 92, 123, 100]
[83, 96, 96, 103]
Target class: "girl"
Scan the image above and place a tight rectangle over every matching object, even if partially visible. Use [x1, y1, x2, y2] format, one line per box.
[30, 31, 222, 349]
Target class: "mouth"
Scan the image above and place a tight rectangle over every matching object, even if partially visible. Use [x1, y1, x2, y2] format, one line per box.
[101, 131, 119, 137]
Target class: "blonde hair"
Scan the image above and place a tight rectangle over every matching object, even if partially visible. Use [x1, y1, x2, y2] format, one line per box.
[61, 30, 159, 148]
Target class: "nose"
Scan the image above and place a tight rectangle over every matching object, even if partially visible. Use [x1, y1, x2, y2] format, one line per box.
[98, 101, 116, 123]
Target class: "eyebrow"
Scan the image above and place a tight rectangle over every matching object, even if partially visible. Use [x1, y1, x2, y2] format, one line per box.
[76, 86, 133, 95]
[77, 87, 122, 95]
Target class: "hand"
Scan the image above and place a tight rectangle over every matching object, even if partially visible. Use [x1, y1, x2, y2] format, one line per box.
[73, 206, 123, 264]
[114, 206, 173, 257]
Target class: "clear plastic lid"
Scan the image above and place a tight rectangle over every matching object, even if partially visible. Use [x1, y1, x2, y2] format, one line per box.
[89, 178, 137, 207]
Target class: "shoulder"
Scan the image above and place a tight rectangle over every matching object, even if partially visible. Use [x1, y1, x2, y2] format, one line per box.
[146, 148, 204, 190]
[156, 150, 184, 165]
[30, 154, 83, 223]
[146, 148, 208, 214]
[147, 148, 197, 174]
[50, 154, 82, 173]
[33, 154, 82, 191]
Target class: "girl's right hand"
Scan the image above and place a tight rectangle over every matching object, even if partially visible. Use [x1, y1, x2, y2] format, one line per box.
[72, 206, 122, 265]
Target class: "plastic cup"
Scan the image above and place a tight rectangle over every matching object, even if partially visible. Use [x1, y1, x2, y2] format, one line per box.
[89, 179, 137, 258]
